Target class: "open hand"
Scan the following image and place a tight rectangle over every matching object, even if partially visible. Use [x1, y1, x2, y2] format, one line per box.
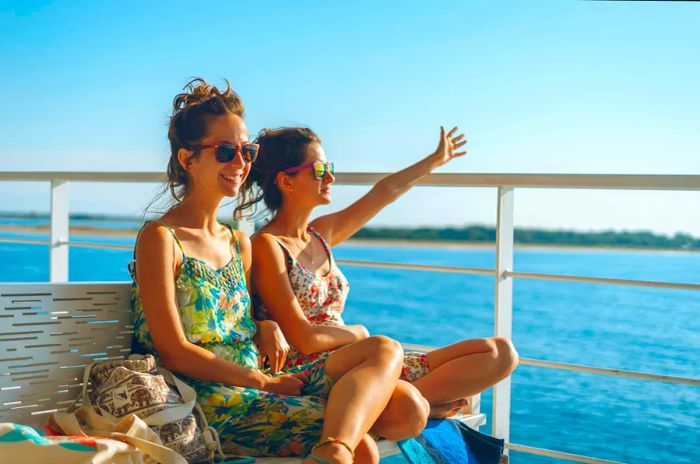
[254, 320, 290, 374]
[431, 126, 467, 166]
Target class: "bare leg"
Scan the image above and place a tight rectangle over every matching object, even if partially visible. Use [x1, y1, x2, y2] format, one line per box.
[412, 337, 518, 406]
[370, 379, 429, 440]
[302, 335, 402, 463]
[354, 434, 379, 464]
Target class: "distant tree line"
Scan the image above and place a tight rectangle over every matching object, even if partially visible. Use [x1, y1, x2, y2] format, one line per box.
[352, 225, 699, 250]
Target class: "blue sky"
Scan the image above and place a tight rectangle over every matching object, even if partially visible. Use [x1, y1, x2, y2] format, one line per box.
[1, 0, 698, 234]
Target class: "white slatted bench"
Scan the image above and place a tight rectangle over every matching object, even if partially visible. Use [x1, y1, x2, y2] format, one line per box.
[0, 282, 485, 462]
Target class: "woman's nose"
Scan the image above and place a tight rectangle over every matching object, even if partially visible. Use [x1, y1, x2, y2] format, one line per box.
[230, 149, 247, 167]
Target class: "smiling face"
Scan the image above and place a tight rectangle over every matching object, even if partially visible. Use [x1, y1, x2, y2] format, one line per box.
[182, 113, 251, 199]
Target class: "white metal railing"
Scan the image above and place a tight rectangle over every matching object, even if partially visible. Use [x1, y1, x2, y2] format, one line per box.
[1, 171, 699, 464]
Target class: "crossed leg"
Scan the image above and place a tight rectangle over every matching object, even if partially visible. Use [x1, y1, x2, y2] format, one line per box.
[301, 335, 405, 463]
[411, 337, 518, 418]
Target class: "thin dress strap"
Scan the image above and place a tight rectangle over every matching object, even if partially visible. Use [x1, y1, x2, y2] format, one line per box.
[130, 220, 186, 280]
[149, 220, 186, 258]
[132, 220, 185, 257]
[224, 223, 240, 259]
[267, 234, 295, 269]
[307, 225, 333, 264]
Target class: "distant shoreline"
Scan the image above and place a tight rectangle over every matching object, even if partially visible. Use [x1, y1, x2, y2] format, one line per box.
[1, 224, 697, 254]
[344, 238, 697, 254]
[0, 224, 138, 237]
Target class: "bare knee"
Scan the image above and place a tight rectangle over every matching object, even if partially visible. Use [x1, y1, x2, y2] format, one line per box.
[492, 337, 519, 377]
[376, 381, 429, 440]
[366, 335, 403, 373]
[368, 334, 403, 355]
[399, 383, 430, 438]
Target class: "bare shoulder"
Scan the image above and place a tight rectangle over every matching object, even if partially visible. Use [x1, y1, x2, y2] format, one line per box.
[133, 221, 180, 283]
[309, 217, 335, 245]
[136, 221, 175, 256]
[251, 232, 286, 263]
[251, 231, 279, 247]
[233, 229, 251, 251]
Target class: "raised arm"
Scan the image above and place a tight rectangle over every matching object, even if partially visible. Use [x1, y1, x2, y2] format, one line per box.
[312, 126, 467, 246]
[251, 233, 368, 354]
[135, 223, 299, 394]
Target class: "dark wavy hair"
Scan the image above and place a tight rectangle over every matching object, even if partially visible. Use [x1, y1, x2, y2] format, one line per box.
[144, 78, 245, 216]
[235, 127, 320, 220]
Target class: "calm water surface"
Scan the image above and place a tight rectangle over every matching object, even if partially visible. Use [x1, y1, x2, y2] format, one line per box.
[1, 234, 698, 463]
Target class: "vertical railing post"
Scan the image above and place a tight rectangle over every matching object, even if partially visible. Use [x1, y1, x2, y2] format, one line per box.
[50, 180, 69, 282]
[493, 186, 514, 445]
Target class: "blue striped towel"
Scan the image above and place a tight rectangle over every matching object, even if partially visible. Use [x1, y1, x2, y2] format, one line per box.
[397, 419, 504, 464]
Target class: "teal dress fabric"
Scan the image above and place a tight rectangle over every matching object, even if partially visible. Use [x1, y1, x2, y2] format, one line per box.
[130, 222, 333, 457]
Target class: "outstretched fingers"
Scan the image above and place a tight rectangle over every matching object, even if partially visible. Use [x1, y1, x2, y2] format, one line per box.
[452, 139, 467, 150]
[437, 125, 468, 159]
[448, 128, 467, 157]
[451, 133, 466, 144]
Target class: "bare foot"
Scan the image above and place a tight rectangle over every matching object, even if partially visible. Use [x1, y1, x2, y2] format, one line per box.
[429, 398, 469, 419]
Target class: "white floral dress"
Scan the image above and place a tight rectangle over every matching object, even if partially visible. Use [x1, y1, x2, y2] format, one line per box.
[255, 225, 430, 383]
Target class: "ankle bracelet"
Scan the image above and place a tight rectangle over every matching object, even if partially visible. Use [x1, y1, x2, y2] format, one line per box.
[312, 436, 355, 459]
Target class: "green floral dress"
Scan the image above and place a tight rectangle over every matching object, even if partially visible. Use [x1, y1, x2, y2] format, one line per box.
[130, 222, 333, 457]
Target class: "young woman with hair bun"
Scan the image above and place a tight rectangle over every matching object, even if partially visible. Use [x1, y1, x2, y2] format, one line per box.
[130, 78, 428, 463]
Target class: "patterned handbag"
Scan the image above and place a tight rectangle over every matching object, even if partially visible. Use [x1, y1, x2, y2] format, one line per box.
[78, 354, 223, 463]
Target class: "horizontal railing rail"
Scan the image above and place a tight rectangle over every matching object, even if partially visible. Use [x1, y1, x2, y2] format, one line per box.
[518, 357, 699, 386]
[4, 236, 697, 291]
[2, 170, 699, 464]
[507, 444, 625, 464]
[506, 270, 700, 291]
[402, 344, 699, 386]
[337, 259, 495, 276]
[2, 171, 700, 190]
[0, 237, 51, 246]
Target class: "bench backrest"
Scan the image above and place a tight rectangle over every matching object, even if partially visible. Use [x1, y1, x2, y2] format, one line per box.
[0, 282, 133, 424]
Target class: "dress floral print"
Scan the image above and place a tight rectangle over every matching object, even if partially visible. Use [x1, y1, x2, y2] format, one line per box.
[131, 222, 333, 457]
[255, 225, 430, 383]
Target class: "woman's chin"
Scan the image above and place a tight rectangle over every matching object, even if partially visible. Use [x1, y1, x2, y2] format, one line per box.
[219, 181, 242, 197]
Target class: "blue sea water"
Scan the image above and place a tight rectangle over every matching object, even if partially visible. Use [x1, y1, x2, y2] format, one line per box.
[1, 232, 698, 463]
